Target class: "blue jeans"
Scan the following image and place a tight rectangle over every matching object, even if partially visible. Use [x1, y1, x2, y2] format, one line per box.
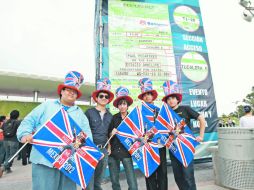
[86, 148, 108, 190]
[3, 140, 18, 170]
[32, 164, 76, 190]
[108, 156, 138, 190]
[169, 151, 196, 190]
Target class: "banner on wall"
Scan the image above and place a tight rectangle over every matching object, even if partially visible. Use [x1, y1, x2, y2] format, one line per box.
[95, 0, 218, 159]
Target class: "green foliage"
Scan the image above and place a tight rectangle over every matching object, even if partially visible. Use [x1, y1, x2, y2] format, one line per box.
[219, 87, 254, 125]
[243, 91, 254, 108]
[0, 101, 92, 119]
[236, 90, 254, 118]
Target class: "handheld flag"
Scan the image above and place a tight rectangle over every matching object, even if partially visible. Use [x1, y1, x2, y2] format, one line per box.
[155, 103, 199, 167]
[141, 102, 161, 140]
[116, 106, 160, 177]
[141, 102, 160, 123]
[32, 108, 104, 189]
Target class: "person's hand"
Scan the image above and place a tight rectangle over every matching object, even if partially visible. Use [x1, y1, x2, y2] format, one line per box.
[196, 136, 203, 142]
[111, 128, 118, 136]
[21, 134, 33, 143]
[107, 147, 111, 155]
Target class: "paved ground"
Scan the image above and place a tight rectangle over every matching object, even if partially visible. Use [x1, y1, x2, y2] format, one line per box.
[0, 159, 229, 190]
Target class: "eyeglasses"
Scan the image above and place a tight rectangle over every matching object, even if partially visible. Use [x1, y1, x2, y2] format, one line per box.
[98, 94, 109, 99]
[64, 88, 77, 95]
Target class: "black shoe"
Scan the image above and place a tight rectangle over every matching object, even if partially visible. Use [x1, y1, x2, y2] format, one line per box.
[6, 169, 12, 174]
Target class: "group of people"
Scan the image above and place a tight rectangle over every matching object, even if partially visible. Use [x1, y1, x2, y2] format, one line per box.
[4, 71, 206, 190]
[218, 105, 254, 128]
[0, 110, 32, 178]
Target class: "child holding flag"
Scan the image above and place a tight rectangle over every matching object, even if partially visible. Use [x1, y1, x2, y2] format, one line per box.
[161, 80, 205, 190]
[138, 77, 167, 190]
[108, 86, 138, 190]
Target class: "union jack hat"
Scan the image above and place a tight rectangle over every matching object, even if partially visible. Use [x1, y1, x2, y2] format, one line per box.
[92, 78, 114, 103]
[113, 86, 133, 108]
[138, 77, 158, 101]
[162, 80, 182, 103]
[57, 71, 84, 99]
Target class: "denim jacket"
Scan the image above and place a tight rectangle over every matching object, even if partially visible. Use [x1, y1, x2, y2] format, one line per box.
[17, 99, 92, 167]
[85, 107, 112, 146]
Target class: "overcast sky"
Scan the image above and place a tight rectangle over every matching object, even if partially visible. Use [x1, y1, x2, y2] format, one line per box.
[0, 0, 253, 115]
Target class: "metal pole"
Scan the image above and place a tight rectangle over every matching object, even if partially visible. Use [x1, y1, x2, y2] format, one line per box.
[103, 133, 115, 149]
[7, 142, 28, 164]
[99, 0, 103, 79]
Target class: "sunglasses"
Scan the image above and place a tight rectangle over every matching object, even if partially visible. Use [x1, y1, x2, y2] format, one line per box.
[98, 94, 109, 99]
[64, 88, 77, 95]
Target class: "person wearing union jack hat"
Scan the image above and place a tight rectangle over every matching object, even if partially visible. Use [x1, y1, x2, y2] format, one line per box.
[107, 86, 138, 190]
[162, 80, 206, 190]
[15, 71, 92, 190]
[138, 77, 168, 190]
[138, 77, 158, 102]
[85, 78, 114, 190]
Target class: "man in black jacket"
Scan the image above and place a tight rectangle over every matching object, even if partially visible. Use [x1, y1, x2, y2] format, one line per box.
[108, 86, 138, 190]
[85, 78, 114, 190]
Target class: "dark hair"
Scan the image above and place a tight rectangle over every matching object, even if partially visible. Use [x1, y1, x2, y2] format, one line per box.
[10, 110, 19, 119]
[243, 105, 252, 113]
[166, 94, 180, 103]
[142, 91, 153, 99]
[117, 98, 130, 107]
[0, 115, 6, 122]
[59, 87, 65, 99]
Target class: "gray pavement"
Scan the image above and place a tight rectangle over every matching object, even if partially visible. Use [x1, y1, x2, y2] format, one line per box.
[0, 159, 229, 190]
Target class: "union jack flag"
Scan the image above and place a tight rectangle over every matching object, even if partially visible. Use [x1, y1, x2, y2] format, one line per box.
[32, 108, 104, 189]
[116, 106, 160, 177]
[64, 71, 84, 88]
[139, 78, 152, 93]
[141, 102, 160, 124]
[97, 78, 111, 90]
[155, 103, 199, 167]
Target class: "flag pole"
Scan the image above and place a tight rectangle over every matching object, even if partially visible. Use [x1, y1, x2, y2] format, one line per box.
[103, 133, 115, 149]
[7, 142, 28, 163]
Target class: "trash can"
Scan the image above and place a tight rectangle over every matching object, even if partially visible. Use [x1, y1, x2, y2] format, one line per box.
[217, 127, 254, 190]
[207, 145, 222, 186]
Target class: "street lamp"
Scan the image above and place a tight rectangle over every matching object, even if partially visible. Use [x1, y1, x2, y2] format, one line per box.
[239, 0, 254, 22]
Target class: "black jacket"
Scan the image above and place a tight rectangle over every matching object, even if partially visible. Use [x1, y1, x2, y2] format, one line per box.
[108, 112, 131, 159]
[2, 119, 21, 142]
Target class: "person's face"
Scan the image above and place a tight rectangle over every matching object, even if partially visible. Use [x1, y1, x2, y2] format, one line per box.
[61, 88, 78, 106]
[142, 92, 154, 103]
[96, 92, 110, 106]
[166, 96, 179, 109]
[118, 101, 128, 114]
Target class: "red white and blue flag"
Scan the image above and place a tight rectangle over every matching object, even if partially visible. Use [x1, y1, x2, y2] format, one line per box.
[32, 108, 104, 189]
[155, 103, 199, 167]
[116, 106, 160, 177]
[141, 102, 160, 123]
